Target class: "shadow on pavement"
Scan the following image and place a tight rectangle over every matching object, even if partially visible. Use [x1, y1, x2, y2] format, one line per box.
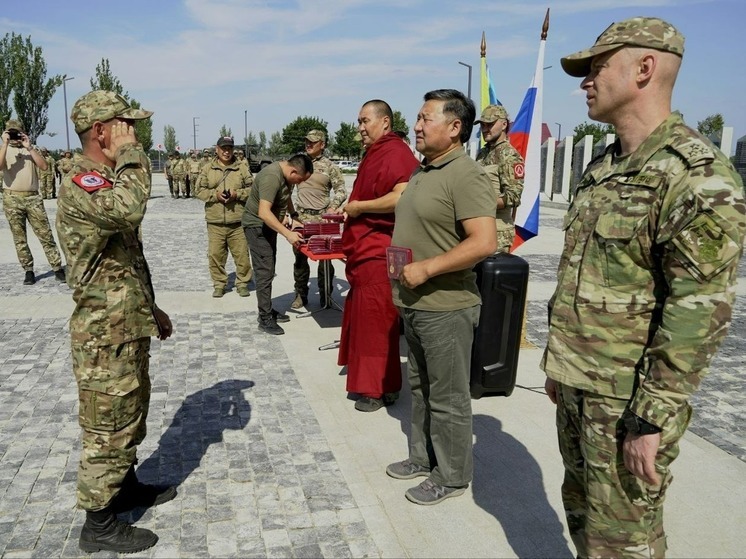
[472, 414, 572, 558]
[131, 379, 254, 520]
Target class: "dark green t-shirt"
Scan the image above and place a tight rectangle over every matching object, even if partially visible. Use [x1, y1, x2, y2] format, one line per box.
[241, 162, 290, 228]
[392, 147, 496, 311]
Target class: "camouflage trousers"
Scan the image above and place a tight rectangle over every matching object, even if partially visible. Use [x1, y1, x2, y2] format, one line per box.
[207, 222, 253, 289]
[72, 337, 152, 511]
[2, 191, 62, 272]
[173, 175, 186, 198]
[39, 175, 56, 199]
[555, 383, 691, 558]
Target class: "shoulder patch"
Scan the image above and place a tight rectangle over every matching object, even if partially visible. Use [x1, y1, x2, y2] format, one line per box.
[71, 171, 113, 193]
[513, 162, 525, 179]
[669, 132, 715, 169]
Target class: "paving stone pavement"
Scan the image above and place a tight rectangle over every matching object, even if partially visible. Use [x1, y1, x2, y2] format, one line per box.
[1, 180, 745, 558]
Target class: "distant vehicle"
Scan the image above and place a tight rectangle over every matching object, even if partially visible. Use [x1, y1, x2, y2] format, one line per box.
[239, 144, 273, 173]
[337, 160, 359, 172]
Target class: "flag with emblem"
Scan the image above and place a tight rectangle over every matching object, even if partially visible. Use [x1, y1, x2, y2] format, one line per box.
[509, 9, 549, 251]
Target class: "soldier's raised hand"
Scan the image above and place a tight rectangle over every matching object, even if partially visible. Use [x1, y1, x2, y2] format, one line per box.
[103, 121, 137, 161]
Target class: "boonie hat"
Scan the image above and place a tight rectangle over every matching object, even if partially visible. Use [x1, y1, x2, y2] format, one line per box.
[71, 90, 153, 134]
[561, 16, 685, 78]
[217, 136, 234, 147]
[474, 105, 509, 124]
[4, 119, 25, 133]
[305, 129, 326, 143]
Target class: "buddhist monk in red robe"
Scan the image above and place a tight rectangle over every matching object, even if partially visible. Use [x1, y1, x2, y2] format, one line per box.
[338, 99, 419, 412]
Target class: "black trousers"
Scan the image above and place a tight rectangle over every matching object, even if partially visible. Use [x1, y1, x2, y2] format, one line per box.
[244, 225, 278, 321]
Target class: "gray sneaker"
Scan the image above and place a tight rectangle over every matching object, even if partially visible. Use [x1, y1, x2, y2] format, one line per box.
[386, 459, 431, 480]
[405, 478, 467, 506]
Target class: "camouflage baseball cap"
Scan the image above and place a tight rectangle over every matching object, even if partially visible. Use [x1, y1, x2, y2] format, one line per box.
[305, 129, 326, 143]
[474, 105, 509, 124]
[561, 17, 685, 78]
[4, 119, 25, 133]
[71, 90, 153, 134]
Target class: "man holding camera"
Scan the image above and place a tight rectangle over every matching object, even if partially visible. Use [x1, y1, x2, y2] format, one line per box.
[0, 119, 65, 285]
[194, 136, 254, 298]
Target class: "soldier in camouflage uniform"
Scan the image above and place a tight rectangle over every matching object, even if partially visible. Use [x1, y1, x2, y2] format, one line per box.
[56, 150, 74, 181]
[194, 136, 254, 297]
[56, 90, 176, 554]
[164, 152, 175, 197]
[186, 151, 202, 198]
[289, 129, 347, 309]
[542, 17, 746, 558]
[475, 105, 524, 253]
[235, 148, 251, 175]
[171, 152, 187, 198]
[39, 147, 57, 198]
[0, 119, 65, 285]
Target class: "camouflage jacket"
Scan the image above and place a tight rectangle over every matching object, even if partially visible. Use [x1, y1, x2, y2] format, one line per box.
[542, 112, 746, 429]
[195, 157, 253, 224]
[187, 158, 202, 178]
[55, 145, 159, 347]
[476, 139, 524, 230]
[40, 155, 56, 178]
[294, 155, 346, 221]
[171, 159, 187, 178]
[56, 157, 74, 176]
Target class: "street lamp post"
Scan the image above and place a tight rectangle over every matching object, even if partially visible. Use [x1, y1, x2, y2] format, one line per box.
[555, 122, 562, 140]
[62, 75, 74, 151]
[244, 110, 247, 145]
[458, 61, 472, 101]
[193, 117, 199, 151]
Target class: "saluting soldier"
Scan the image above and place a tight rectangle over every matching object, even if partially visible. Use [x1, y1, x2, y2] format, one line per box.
[56, 90, 176, 554]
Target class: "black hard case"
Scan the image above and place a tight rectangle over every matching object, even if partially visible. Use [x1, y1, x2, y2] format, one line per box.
[470, 253, 529, 398]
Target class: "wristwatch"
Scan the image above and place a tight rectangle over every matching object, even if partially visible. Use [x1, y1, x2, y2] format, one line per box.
[622, 410, 662, 435]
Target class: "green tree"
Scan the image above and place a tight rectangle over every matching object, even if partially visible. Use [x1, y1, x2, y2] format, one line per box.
[572, 121, 615, 146]
[0, 35, 13, 130]
[89, 58, 153, 151]
[219, 125, 232, 138]
[245, 131, 257, 148]
[258, 131, 267, 152]
[697, 113, 724, 138]
[268, 131, 284, 157]
[392, 110, 409, 137]
[163, 124, 177, 153]
[8, 33, 61, 143]
[334, 122, 360, 158]
[281, 115, 328, 153]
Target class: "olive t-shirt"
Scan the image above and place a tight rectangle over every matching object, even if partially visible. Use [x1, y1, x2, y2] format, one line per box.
[242, 162, 290, 228]
[392, 147, 496, 311]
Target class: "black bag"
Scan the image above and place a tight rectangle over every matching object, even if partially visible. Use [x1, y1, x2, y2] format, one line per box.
[470, 253, 529, 398]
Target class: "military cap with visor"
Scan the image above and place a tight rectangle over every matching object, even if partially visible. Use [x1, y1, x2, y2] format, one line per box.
[561, 16, 685, 78]
[216, 136, 234, 147]
[70, 90, 153, 134]
[474, 105, 509, 124]
[305, 129, 326, 143]
[4, 119, 26, 134]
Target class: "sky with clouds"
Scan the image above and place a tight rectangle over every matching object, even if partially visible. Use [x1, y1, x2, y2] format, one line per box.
[4, 0, 744, 153]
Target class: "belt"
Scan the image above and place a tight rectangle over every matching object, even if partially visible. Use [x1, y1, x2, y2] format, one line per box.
[3, 189, 38, 197]
[299, 208, 325, 215]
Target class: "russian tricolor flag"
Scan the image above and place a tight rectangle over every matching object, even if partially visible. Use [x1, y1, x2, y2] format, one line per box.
[509, 12, 548, 251]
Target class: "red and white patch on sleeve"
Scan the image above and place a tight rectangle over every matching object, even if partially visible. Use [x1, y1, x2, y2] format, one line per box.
[513, 163, 525, 179]
[71, 171, 113, 193]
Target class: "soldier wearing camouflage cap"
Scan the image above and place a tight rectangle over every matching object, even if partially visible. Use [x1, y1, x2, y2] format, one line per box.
[0, 119, 66, 285]
[56, 90, 176, 553]
[289, 129, 347, 309]
[542, 17, 745, 557]
[38, 147, 57, 199]
[475, 105, 524, 253]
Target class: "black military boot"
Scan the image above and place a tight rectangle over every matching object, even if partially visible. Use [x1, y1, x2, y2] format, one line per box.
[23, 271, 35, 285]
[78, 507, 158, 553]
[111, 466, 177, 513]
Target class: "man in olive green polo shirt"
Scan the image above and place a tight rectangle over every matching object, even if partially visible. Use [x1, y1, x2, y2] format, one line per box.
[388, 89, 496, 506]
[242, 153, 313, 335]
